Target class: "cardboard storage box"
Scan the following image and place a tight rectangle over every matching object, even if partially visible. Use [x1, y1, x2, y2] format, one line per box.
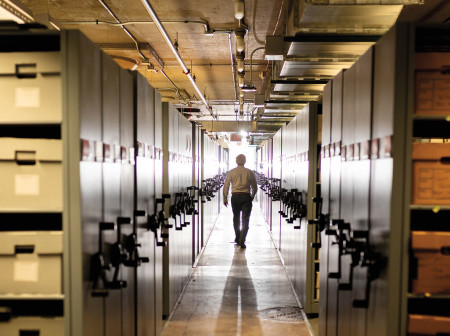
[0, 316, 64, 335]
[0, 232, 63, 295]
[0, 52, 62, 123]
[411, 231, 450, 294]
[415, 52, 450, 116]
[412, 143, 450, 205]
[408, 314, 450, 335]
[0, 138, 63, 211]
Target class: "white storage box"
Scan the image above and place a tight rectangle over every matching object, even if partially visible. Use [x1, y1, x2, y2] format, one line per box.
[0, 138, 62, 211]
[0, 52, 62, 124]
[0, 231, 63, 295]
[0, 316, 64, 335]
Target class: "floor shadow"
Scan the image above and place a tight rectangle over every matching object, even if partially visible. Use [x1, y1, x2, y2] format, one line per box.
[215, 246, 263, 335]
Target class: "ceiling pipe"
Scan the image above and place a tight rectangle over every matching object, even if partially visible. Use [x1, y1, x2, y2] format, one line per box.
[139, 0, 213, 117]
[249, 47, 265, 84]
[97, 0, 182, 107]
[59, 19, 213, 34]
[98, 0, 146, 61]
[160, 69, 183, 100]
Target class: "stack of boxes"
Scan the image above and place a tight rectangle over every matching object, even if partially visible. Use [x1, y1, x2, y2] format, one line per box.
[409, 39, 450, 335]
[0, 28, 228, 336]
[0, 32, 64, 334]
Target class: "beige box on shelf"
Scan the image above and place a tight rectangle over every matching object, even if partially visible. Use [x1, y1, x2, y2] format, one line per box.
[0, 138, 63, 211]
[412, 143, 450, 205]
[408, 314, 450, 335]
[0, 231, 63, 295]
[415, 52, 450, 116]
[0, 52, 62, 124]
[0, 316, 64, 335]
[411, 231, 450, 294]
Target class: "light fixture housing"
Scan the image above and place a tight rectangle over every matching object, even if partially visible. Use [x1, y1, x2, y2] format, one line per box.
[237, 58, 244, 73]
[234, 0, 244, 20]
[238, 73, 245, 88]
[236, 51, 245, 72]
[235, 29, 246, 53]
[236, 35, 245, 53]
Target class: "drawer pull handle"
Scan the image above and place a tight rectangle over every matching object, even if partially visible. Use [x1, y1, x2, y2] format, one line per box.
[15, 63, 37, 79]
[440, 65, 450, 75]
[0, 307, 12, 322]
[20, 330, 40, 336]
[15, 151, 36, 165]
[15, 245, 35, 254]
[441, 247, 450, 255]
[440, 157, 450, 164]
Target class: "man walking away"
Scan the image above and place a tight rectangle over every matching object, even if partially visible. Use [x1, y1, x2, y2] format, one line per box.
[223, 154, 258, 248]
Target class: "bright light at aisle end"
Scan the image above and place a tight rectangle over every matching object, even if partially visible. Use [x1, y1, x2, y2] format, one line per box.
[228, 141, 257, 171]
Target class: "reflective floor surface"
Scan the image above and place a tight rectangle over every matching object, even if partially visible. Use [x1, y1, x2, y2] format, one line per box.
[162, 202, 315, 336]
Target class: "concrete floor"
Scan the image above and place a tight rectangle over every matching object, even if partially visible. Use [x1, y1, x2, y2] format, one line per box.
[162, 202, 315, 336]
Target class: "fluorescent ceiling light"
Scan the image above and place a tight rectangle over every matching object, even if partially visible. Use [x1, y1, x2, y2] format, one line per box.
[0, 0, 33, 24]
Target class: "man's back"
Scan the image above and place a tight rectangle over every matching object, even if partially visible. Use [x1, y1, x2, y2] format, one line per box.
[223, 165, 257, 196]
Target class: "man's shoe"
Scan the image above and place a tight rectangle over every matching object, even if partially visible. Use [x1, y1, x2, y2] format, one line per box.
[239, 242, 246, 248]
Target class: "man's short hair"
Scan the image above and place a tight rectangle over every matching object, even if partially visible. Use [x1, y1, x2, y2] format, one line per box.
[236, 154, 246, 165]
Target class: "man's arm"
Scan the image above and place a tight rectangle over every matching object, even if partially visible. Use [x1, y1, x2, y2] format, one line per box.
[223, 171, 232, 206]
[250, 171, 257, 200]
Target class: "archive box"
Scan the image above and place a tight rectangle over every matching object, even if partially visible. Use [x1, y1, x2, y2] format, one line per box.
[0, 52, 62, 124]
[0, 138, 63, 211]
[408, 314, 450, 335]
[412, 143, 450, 205]
[0, 317, 64, 336]
[415, 52, 450, 116]
[411, 231, 450, 294]
[0, 231, 63, 295]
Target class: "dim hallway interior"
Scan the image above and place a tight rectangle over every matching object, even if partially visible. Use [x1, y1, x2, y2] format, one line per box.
[162, 201, 316, 336]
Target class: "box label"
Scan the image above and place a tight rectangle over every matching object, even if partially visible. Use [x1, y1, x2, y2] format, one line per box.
[15, 174, 40, 195]
[13, 261, 39, 282]
[15, 87, 41, 108]
[416, 77, 450, 113]
[417, 167, 450, 201]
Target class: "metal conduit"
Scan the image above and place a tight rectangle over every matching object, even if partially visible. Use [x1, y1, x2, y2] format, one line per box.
[60, 19, 211, 34]
[98, 0, 146, 60]
[250, 47, 265, 82]
[139, 0, 213, 116]
[160, 69, 182, 99]
[97, 0, 182, 105]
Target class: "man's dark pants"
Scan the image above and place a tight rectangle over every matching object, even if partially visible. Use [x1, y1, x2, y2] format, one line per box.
[231, 193, 252, 244]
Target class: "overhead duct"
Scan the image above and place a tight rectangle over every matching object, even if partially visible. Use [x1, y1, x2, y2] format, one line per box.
[289, 0, 423, 35]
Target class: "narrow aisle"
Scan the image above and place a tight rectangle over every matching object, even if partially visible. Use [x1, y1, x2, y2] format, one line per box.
[162, 202, 312, 336]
